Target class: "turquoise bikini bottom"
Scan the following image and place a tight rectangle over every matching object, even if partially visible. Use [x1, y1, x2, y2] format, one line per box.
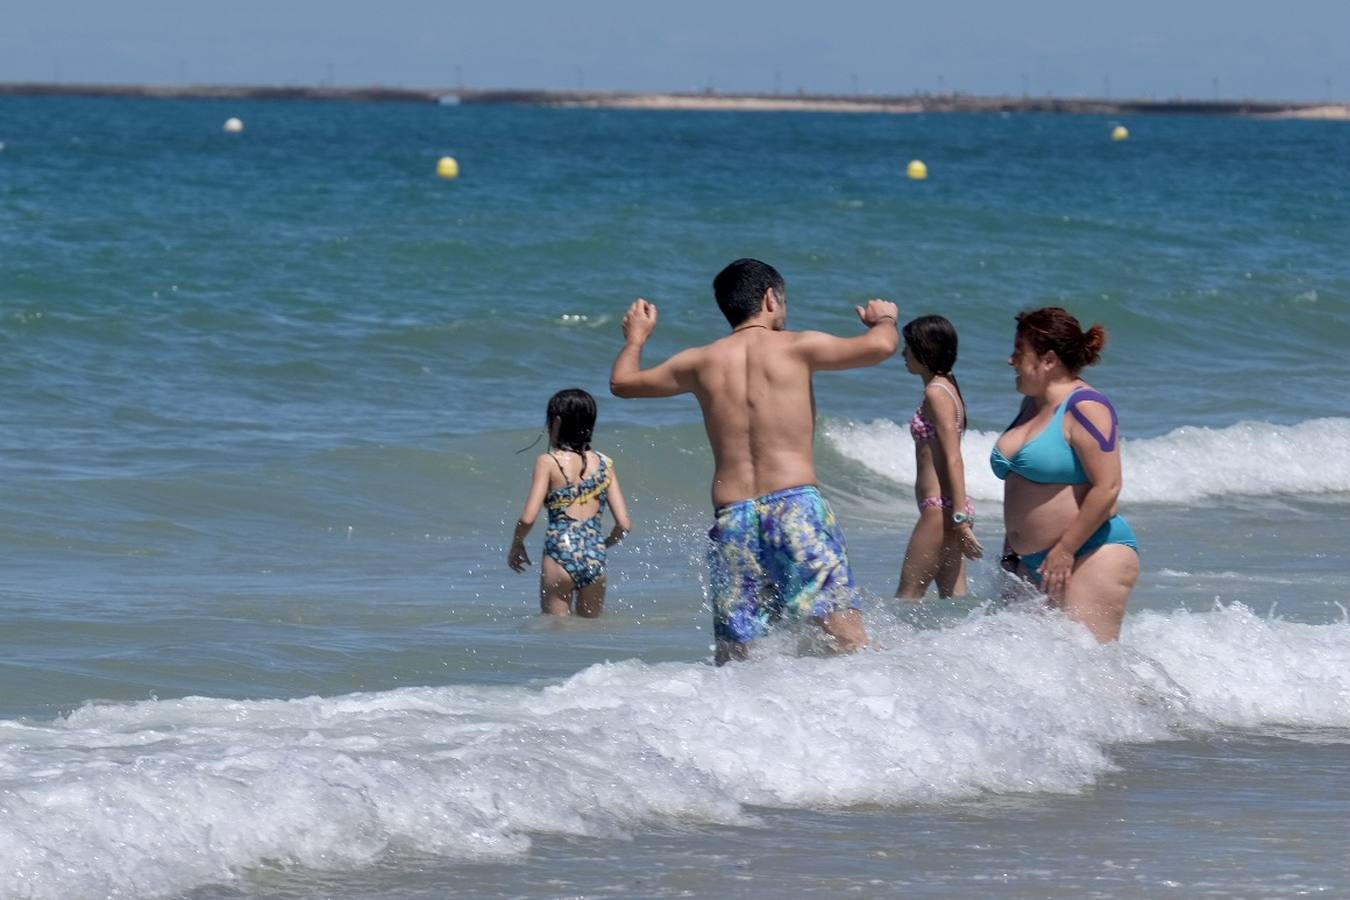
[1021, 515, 1139, 585]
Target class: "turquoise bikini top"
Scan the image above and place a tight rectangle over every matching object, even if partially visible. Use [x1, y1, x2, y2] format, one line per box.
[990, 388, 1117, 485]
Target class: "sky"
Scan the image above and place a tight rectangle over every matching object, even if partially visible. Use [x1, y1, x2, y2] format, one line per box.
[2, 0, 1347, 102]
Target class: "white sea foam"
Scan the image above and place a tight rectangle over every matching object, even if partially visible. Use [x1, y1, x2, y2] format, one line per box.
[823, 416, 1350, 504]
[2, 604, 1348, 899]
[1125, 604, 1350, 728]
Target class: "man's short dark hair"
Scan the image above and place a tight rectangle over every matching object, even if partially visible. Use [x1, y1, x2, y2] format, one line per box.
[712, 258, 785, 327]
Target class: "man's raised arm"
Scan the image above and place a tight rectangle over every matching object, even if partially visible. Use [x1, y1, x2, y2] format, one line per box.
[796, 298, 901, 372]
[610, 298, 695, 399]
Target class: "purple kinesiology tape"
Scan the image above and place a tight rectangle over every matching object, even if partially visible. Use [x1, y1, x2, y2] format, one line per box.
[1066, 390, 1118, 452]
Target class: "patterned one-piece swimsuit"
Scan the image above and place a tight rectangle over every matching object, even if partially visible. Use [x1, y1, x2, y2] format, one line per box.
[543, 453, 611, 588]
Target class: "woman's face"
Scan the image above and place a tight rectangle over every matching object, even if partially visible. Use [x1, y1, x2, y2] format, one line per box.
[1009, 337, 1046, 395]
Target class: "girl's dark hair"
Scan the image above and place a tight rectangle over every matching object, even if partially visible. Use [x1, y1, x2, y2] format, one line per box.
[902, 314, 966, 423]
[1015, 307, 1107, 374]
[547, 388, 597, 475]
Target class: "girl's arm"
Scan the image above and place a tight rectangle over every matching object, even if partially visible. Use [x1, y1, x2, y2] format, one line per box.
[508, 455, 553, 571]
[1036, 397, 1121, 599]
[604, 468, 632, 547]
[927, 385, 983, 560]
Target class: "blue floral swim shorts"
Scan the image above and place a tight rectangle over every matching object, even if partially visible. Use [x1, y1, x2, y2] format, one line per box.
[707, 485, 860, 644]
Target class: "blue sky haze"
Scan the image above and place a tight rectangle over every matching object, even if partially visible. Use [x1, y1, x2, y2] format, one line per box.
[1, 0, 1345, 101]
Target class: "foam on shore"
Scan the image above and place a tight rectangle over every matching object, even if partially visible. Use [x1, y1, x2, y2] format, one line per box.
[3, 602, 1349, 899]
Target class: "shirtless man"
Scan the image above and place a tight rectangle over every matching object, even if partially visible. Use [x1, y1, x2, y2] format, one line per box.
[610, 259, 899, 664]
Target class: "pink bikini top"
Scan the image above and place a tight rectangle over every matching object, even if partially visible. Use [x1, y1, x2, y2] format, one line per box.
[909, 381, 964, 443]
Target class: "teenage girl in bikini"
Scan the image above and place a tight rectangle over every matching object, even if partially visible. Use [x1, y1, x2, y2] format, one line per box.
[896, 315, 984, 600]
[508, 389, 631, 617]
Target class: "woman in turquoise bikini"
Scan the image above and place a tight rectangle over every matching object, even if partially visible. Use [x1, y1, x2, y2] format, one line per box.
[991, 308, 1139, 641]
[508, 389, 631, 617]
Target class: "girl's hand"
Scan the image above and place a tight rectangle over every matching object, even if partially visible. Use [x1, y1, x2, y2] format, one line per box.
[957, 523, 983, 560]
[604, 527, 628, 548]
[508, 542, 532, 572]
[1037, 545, 1075, 600]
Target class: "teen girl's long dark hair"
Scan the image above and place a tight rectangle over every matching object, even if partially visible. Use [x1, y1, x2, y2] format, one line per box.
[902, 315, 966, 427]
[547, 388, 597, 476]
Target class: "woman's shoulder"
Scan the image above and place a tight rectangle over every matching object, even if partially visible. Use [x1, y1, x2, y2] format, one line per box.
[1064, 384, 1120, 448]
[1067, 382, 1115, 409]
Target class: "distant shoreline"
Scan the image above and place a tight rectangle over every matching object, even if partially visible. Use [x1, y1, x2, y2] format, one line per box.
[1, 82, 1346, 119]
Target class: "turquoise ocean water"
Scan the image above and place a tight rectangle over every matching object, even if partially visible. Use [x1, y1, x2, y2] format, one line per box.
[2, 96, 1349, 898]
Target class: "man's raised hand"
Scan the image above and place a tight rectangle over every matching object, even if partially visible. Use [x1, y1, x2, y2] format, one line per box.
[855, 298, 899, 327]
[623, 298, 658, 344]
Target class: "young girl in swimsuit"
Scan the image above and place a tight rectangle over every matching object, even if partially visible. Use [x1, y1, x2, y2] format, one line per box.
[896, 315, 984, 600]
[990, 307, 1139, 641]
[507, 388, 631, 617]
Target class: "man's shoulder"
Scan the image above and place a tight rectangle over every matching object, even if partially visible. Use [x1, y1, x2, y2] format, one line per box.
[788, 329, 838, 352]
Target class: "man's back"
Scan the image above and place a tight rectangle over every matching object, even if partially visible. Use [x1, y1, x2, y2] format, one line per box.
[685, 329, 819, 507]
[611, 296, 898, 507]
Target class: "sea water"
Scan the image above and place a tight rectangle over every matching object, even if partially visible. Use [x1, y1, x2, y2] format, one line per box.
[1, 97, 1348, 898]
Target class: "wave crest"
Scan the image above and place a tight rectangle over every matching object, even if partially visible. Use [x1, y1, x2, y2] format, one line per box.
[822, 416, 1350, 504]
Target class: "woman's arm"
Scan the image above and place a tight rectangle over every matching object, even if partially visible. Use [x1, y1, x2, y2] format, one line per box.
[508, 455, 553, 571]
[1036, 397, 1121, 598]
[604, 469, 632, 547]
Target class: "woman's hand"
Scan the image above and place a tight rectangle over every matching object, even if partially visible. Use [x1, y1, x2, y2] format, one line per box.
[604, 526, 628, 548]
[508, 541, 532, 572]
[1037, 544, 1075, 599]
[957, 523, 983, 560]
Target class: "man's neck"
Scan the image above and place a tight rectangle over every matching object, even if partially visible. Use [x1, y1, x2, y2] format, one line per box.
[731, 317, 778, 334]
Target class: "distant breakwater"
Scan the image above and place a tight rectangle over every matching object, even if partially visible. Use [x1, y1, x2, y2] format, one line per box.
[2, 82, 1345, 118]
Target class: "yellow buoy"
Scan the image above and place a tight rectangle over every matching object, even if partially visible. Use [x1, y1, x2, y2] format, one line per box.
[906, 159, 928, 180]
[1111, 125, 1129, 141]
[223, 117, 244, 133]
[436, 156, 460, 179]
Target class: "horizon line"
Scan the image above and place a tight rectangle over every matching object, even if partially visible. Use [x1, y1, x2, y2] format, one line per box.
[2, 81, 1347, 118]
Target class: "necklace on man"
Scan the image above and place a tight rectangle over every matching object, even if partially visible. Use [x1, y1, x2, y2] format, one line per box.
[732, 324, 769, 334]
